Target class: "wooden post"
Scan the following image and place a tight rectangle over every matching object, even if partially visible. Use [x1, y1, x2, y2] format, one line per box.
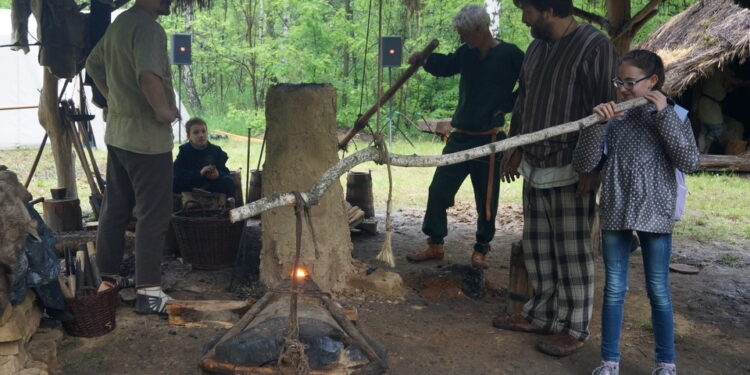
[261, 84, 354, 293]
[507, 241, 533, 316]
[38, 70, 77, 198]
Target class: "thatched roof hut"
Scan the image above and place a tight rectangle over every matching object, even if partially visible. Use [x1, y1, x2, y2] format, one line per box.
[638, 0, 750, 97]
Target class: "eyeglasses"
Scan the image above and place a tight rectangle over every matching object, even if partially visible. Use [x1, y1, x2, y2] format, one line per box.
[611, 76, 650, 89]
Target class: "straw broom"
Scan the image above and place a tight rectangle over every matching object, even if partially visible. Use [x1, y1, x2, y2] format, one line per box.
[376, 153, 395, 267]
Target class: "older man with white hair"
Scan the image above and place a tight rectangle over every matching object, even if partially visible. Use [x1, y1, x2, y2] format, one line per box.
[406, 4, 524, 269]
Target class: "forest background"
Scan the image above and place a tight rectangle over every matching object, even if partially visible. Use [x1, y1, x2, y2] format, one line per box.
[0, 0, 697, 136]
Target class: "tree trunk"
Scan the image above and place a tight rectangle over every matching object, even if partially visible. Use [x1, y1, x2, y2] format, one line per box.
[574, 0, 663, 56]
[38, 70, 77, 198]
[182, 3, 202, 111]
[260, 84, 354, 293]
[341, 0, 352, 108]
[607, 0, 631, 55]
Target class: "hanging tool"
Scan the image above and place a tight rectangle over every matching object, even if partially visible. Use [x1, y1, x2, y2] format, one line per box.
[61, 99, 103, 217]
[24, 134, 47, 189]
[77, 74, 105, 192]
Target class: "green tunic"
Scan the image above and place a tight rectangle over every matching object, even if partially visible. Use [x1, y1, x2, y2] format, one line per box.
[424, 41, 525, 132]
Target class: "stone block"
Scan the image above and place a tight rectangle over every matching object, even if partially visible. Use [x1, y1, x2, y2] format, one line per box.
[348, 268, 405, 298]
[0, 293, 40, 343]
[0, 303, 12, 326]
[0, 314, 24, 342]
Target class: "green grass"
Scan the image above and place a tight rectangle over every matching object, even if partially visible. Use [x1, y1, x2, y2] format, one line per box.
[673, 172, 750, 244]
[2, 136, 747, 245]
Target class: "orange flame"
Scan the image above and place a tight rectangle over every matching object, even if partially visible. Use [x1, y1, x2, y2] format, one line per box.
[293, 267, 308, 279]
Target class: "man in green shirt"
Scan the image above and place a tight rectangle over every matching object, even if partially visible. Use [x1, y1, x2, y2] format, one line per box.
[406, 5, 524, 269]
[86, 0, 178, 315]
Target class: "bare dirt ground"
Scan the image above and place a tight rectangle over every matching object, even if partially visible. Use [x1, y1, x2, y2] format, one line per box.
[59, 204, 750, 374]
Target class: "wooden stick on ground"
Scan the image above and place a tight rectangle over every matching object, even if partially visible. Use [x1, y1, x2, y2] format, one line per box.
[230, 97, 649, 223]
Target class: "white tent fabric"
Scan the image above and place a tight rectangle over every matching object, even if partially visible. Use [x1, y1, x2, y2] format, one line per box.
[0, 9, 189, 150]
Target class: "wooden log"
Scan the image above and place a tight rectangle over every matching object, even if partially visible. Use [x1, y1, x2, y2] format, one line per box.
[231, 97, 650, 222]
[166, 299, 253, 328]
[42, 198, 82, 232]
[348, 209, 365, 228]
[699, 154, 750, 172]
[507, 241, 533, 316]
[356, 219, 379, 235]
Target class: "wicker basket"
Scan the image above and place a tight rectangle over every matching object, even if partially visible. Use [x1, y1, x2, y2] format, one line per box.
[63, 286, 119, 337]
[172, 208, 243, 270]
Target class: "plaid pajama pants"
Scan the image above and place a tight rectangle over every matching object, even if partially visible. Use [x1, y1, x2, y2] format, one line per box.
[521, 181, 596, 341]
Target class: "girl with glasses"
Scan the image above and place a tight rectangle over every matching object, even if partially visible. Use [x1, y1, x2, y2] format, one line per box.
[573, 49, 701, 375]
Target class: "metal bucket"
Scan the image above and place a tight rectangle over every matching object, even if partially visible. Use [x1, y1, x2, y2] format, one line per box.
[345, 171, 374, 218]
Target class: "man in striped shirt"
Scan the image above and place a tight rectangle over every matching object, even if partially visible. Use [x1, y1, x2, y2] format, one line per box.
[492, 0, 618, 357]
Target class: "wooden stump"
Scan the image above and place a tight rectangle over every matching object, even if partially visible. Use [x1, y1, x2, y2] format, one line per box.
[507, 241, 533, 316]
[229, 171, 244, 206]
[260, 84, 354, 292]
[42, 198, 82, 232]
[247, 169, 262, 204]
[345, 171, 375, 218]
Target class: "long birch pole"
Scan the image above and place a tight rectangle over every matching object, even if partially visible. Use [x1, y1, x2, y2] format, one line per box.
[230, 97, 648, 222]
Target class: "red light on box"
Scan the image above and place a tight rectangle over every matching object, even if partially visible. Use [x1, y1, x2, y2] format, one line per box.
[389, 49, 395, 55]
[180, 47, 186, 52]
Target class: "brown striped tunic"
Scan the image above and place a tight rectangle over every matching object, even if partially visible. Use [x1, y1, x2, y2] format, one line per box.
[509, 23, 618, 169]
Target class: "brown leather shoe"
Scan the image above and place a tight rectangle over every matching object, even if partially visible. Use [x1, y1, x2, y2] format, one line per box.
[492, 314, 548, 334]
[536, 332, 585, 357]
[470, 251, 490, 269]
[406, 243, 445, 262]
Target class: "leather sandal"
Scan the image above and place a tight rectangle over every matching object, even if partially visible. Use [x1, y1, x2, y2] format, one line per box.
[536, 332, 585, 357]
[406, 243, 444, 262]
[470, 251, 490, 269]
[492, 314, 549, 334]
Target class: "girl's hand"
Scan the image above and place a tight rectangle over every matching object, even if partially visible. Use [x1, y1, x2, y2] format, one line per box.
[592, 102, 623, 123]
[644, 90, 667, 111]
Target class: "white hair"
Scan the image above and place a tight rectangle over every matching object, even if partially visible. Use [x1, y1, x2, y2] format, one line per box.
[452, 5, 491, 31]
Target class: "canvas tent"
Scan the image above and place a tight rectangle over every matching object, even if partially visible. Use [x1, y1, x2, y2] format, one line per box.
[0, 9, 189, 150]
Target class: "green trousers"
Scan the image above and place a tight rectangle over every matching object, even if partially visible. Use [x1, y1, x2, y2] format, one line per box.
[421, 132, 503, 254]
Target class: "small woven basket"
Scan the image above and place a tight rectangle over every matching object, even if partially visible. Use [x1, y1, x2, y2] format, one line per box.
[63, 286, 119, 337]
[172, 208, 243, 270]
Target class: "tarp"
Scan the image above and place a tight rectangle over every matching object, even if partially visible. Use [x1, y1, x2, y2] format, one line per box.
[0, 9, 189, 150]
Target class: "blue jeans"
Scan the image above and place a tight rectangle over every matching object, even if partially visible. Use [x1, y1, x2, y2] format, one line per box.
[601, 230, 675, 363]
